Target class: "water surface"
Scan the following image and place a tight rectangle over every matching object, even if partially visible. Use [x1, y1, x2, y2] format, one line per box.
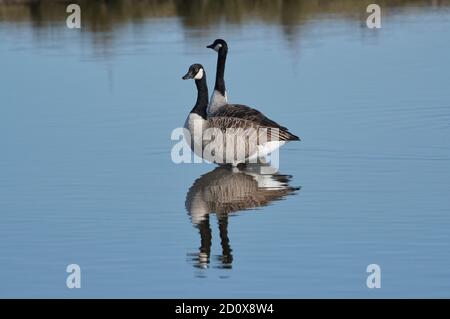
[1, 0, 450, 297]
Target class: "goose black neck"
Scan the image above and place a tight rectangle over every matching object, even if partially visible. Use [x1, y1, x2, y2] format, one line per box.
[191, 75, 208, 119]
[214, 48, 227, 96]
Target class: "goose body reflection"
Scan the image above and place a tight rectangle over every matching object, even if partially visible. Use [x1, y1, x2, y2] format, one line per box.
[185, 164, 299, 269]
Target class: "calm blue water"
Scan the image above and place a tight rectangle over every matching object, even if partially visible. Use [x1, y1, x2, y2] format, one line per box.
[1, 3, 450, 297]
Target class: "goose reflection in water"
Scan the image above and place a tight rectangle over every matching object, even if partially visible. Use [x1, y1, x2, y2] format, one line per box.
[185, 164, 300, 270]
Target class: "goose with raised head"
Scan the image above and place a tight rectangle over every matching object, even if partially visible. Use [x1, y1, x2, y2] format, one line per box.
[206, 39, 300, 146]
[206, 39, 229, 115]
[182, 64, 299, 166]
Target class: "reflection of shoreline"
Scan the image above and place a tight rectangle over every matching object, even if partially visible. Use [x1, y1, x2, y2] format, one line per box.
[185, 164, 300, 270]
[1, 0, 448, 34]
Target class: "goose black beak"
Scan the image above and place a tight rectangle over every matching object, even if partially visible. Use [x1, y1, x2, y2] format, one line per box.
[206, 44, 214, 49]
[182, 72, 193, 80]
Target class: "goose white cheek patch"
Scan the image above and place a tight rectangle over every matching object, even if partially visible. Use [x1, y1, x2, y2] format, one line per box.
[214, 44, 222, 52]
[194, 68, 204, 80]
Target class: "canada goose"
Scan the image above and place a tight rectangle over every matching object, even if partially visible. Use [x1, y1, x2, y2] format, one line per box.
[206, 39, 228, 115]
[182, 64, 300, 166]
[206, 39, 300, 129]
[182, 63, 208, 160]
[185, 164, 299, 268]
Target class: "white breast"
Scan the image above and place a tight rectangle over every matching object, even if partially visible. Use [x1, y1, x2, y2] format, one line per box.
[184, 113, 206, 158]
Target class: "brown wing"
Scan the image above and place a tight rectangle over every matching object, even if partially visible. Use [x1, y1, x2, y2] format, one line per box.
[206, 116, 295, 142]
[210, 104, 300, 141]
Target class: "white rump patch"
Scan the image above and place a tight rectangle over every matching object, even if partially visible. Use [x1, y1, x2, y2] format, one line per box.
[258, 141, 285, 158]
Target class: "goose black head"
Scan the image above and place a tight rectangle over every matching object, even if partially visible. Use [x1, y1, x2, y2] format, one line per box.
[206, 39, 228, 52]
[182, 64, 204, 80]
